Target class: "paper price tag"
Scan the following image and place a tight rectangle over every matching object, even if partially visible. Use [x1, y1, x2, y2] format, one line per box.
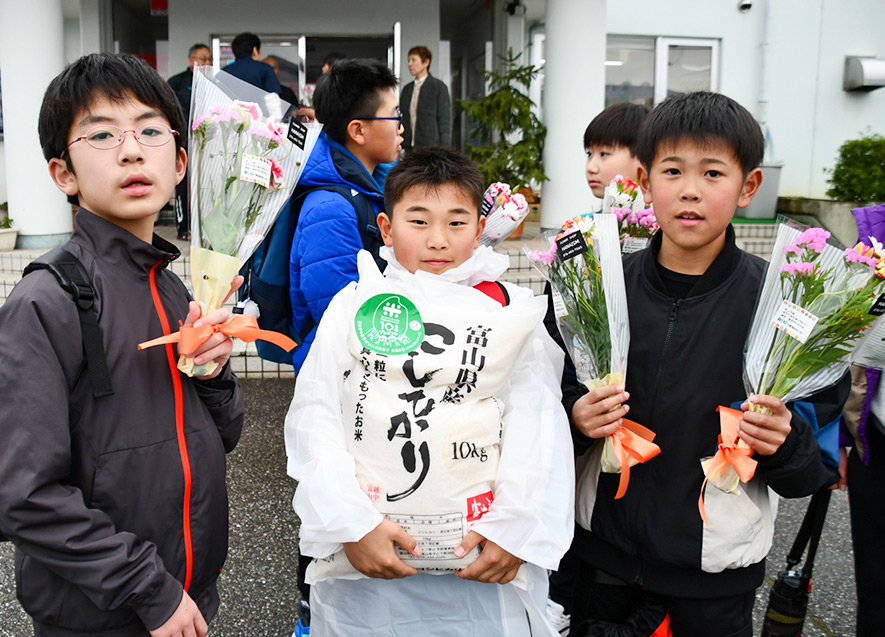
[771, 299, 819, 344]
[239, 154, 271, 187]
[622, 237, 650, 254]
[551, 288, 568, 318]
[287, 119, 308, 149]
[557, 231, 589, 261]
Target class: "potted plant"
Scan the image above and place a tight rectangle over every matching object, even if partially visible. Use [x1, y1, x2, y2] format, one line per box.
[0, 203, 18, 251]
[459, 49, 547, 237]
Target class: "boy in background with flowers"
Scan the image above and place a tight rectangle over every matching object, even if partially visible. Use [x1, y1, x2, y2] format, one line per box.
[561, 92, 848, 636]
[0, 53, 244, 637]
[543, 101, 653, 632]
[285, 147, 573, 635]
[584, 102, 650, 206]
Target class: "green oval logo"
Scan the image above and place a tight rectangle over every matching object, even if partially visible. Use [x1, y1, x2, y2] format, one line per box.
[354, 294, 425, 355]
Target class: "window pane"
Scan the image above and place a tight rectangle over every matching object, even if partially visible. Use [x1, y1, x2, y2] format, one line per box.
[666, 45, 712, 96]
[605, 36, 654, 108]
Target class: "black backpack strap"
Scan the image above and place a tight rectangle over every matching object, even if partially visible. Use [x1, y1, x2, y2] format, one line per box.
[23, 248, 114, 398]
[785, 487, 831, 576]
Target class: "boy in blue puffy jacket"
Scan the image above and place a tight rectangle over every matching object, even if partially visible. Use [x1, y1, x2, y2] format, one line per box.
[288, 58, 403, 371]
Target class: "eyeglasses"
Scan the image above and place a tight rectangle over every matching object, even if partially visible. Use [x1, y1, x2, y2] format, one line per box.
[355, 108, 403, 126]
[64, 124, 179, 155]
[192, 56, 213, 64]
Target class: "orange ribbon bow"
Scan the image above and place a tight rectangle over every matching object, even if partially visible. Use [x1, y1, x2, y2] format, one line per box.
[609, 418, 661, 499]
[698, 406, 758, 527]
[138, 314, 297, 355]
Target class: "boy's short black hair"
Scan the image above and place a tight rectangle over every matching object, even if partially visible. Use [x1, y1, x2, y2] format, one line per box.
[231, 32, 260, 59]
[313, 58, 398, 146]
[384, 147, 484, 217]
[635, 92, 764, 176]
[583, 102, 650, 154]
[38, 53, 186, 205]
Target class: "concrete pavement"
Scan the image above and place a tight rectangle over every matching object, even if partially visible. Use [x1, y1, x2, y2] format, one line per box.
[0, 378, 859, 635]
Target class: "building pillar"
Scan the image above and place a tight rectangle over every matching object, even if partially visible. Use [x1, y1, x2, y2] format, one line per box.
[0, 0, 71, 248]
[540, 0, 606, 229]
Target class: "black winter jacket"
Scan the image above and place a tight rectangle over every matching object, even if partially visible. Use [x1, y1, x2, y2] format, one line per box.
[554, 227, 847, 598]
[0, 210, 244, 635]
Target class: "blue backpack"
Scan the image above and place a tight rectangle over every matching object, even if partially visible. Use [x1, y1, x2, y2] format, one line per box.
[240, 185, 384, 364]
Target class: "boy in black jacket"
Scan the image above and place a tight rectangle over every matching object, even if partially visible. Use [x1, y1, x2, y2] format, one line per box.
[0, 54, 243, 637]
[564, 92, 848, 637]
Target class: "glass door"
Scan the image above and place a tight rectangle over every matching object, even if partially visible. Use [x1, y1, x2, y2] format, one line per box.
[654, 38, 720, 104]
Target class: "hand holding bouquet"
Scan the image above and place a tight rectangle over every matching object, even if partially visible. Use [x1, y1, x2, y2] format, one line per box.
[478, 182, 530, 247]
[526, 214, 659, 497]
[139, 66, 321, 375]
[601, 175, 658, 254]
[700, 220, 885, 522]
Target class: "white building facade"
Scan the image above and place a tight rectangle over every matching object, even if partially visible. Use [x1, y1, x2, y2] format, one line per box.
[0, 0, 883, 244]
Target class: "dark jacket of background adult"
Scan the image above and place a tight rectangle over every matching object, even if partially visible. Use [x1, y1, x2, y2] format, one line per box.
[222, 57, 281, 95]
[399, 74, 451, 151]
[167, 68, 194, 121]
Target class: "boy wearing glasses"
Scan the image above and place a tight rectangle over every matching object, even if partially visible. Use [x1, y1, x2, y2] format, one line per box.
[0, 53, 243, 637]
[288, 57, 403, 371]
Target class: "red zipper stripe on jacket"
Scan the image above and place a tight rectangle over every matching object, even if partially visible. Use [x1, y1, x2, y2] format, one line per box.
[149, 262, 193, 591]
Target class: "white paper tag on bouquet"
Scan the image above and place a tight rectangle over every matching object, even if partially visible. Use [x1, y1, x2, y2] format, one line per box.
[239, 154, 272, 187]
[551, 288, 568, 318]
[772, 300, 819, 343]
[622, 237, 649, 254]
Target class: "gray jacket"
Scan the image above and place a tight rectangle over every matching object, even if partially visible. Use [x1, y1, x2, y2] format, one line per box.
[399, 74, 452, 150]
[0, 209, 244, 635]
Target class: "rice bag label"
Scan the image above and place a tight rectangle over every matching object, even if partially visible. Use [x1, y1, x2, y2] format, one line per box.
[466, 491, 494, 524]
[869, 294, 885, 316]
[772, 299, 819, 344]
[239, 154, 271, 187]
[287, 119, 308, 149]
[622, 237, 650, 254]
[557, 231, 589, 260]
[355, 294, 425, 355]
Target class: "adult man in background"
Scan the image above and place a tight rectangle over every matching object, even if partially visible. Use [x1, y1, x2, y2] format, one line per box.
[399, 46, 451, 154]
[167, 43, 212, 240]
[168, 43, 212, 118]
[222, 32, 281, 95]
[263, 55, 299, 105]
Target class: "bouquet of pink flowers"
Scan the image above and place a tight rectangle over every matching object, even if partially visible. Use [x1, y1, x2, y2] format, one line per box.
[139, 66, 321, 376]
[301, 84, 315, 108]
[478, 182, 530, 247]
[601, 175, 658, 254]
[526, 213, 659, 497]
[700, 220, 885, 520]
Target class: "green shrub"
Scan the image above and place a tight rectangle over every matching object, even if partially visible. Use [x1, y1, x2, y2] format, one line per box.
[826, 132, 885, 202]
[0, 217, 13, 229]
[458, 49, 547, 192]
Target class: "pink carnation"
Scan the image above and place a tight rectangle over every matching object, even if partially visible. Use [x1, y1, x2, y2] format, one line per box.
[233, 100, 261, 121]
[269, 158, 284, 187]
